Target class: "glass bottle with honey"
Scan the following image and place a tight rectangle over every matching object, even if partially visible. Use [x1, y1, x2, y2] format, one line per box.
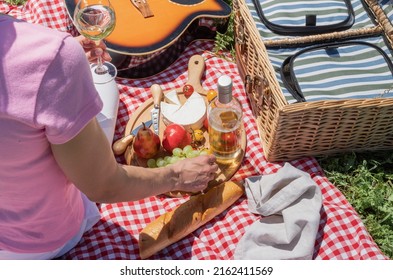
[208, 75, 243, 161]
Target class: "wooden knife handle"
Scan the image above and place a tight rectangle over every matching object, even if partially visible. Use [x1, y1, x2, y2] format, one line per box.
[112, 134, 135, 156]
[151, 84, 163, 107]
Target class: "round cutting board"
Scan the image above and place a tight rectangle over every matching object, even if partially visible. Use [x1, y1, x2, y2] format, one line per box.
[123, 92, 246, 197]
[122, 55, 246, 197]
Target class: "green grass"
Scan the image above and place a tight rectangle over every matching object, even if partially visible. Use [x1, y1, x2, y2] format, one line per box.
[317, 151, 393, 259]
[214, 0, 235, 58]
[4, 0, 27, 5]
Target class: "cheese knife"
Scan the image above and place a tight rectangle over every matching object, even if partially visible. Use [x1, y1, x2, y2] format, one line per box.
[150, 84, 163, 135]
[112, 120, 152, 156]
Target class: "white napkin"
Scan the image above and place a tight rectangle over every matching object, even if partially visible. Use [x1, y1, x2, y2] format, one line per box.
[234, 163, 322, 260]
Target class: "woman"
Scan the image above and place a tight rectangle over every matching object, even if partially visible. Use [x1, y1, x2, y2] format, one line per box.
[0, 14, 218, 259]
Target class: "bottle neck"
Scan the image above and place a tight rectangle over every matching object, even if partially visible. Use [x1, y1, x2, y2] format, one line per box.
[218, 91, 232, 104]
[217, 75, 233, 104]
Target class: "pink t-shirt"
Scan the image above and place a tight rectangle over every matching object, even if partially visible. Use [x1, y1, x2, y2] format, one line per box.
[0, 16, 103, 253]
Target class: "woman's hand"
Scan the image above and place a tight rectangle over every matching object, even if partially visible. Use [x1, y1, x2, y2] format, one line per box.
[171, 155, 219, 193]
[75, 35, 112, 64]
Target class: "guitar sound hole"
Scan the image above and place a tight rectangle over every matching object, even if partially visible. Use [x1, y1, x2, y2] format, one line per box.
[170, 0, 204, 5]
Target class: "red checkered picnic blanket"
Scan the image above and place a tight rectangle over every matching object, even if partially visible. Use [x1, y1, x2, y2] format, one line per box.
[1, 0, 387, 260]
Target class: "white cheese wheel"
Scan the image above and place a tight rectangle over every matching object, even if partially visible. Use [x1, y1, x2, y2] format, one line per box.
[161, 92, 206, 131]
[164, 89, 181, 105]
[160, 102, 180, 118]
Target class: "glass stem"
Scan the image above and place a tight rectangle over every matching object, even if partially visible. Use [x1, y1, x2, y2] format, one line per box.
[94, 40, 107, 75]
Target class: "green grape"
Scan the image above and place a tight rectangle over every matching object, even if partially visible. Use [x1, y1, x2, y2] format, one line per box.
[169, 156, 180, 164]
[146, 146, 210, 170]
[182, 145, 194, 155]
[186, 149, 200, 158]
[156, 157, 166, 167]
[164, 156, 172, 164]
[147, 158, 157, 168]
[172, 147, 183, 157]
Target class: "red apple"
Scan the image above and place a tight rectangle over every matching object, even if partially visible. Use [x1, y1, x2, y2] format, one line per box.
[162, 123, 192, 153]
[221, 131, 237, 146]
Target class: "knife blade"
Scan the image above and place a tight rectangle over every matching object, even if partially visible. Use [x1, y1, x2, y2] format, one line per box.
[150, 84, 163, 135]
[112, 120, 152, 156]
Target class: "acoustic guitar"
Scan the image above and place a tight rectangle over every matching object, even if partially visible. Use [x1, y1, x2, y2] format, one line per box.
[64, 0, 231, 55]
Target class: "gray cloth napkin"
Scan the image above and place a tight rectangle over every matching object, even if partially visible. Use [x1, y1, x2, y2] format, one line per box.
[234, 163, 322, 260]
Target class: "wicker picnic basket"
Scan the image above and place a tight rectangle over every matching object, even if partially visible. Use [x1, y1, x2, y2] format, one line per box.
[233, 0, 393, 162]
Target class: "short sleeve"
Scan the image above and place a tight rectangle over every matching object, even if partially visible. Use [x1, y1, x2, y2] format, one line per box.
[35, 35, 103, 144]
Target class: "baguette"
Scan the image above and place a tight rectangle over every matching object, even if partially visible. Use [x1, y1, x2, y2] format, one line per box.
[138, 181, 244, 259]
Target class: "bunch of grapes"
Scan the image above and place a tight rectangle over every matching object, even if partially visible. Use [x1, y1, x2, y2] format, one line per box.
[147, 145, 209, 168]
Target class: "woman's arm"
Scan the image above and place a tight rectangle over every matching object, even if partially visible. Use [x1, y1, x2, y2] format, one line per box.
[51, 118, 218, 203]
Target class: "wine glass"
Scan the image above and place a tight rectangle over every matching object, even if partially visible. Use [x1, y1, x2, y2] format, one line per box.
[73, 0, 116, 76]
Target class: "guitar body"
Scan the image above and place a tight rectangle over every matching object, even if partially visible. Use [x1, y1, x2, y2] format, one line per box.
[65, 0, 231, 54]
[112, 20, 227, 78]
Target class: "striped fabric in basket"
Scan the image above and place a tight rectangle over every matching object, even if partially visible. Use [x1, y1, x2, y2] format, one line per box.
[246, 0, 377, 40]
[269, 36, 393, 103]
[246, 0, 393, 104]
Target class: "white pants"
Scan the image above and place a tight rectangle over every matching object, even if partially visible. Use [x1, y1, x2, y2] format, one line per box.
[0, 193, 100, 260]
